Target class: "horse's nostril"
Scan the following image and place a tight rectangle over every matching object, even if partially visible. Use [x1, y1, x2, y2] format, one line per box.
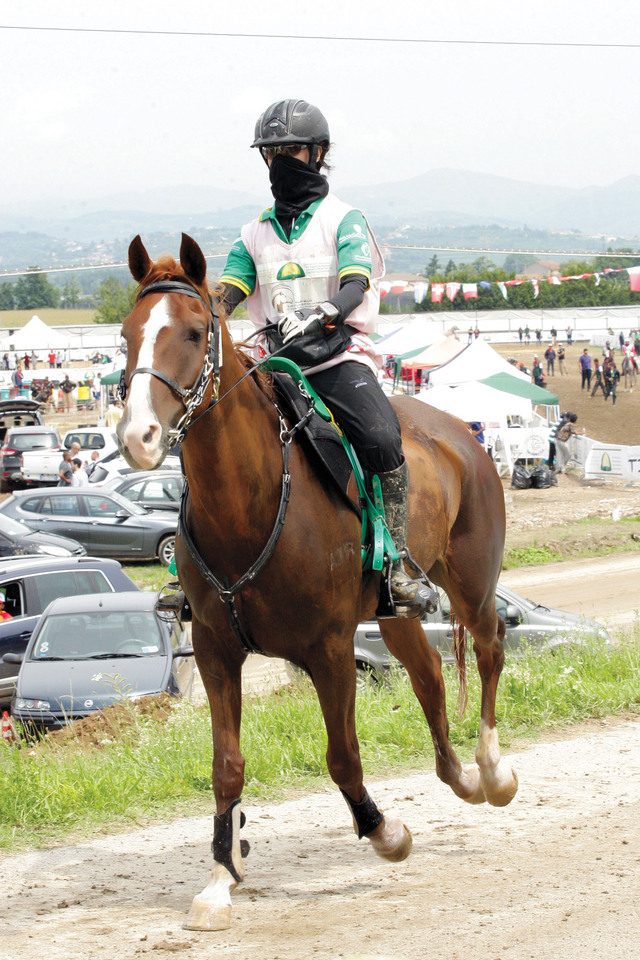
[142, 429, 153, 444]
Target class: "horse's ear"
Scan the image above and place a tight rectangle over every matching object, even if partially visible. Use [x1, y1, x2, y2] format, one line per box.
[180, 233, 207, 287]
[129, 235, 152, 283]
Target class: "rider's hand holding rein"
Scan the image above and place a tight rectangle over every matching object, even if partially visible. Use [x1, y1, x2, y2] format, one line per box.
[278, 302, 339, 344]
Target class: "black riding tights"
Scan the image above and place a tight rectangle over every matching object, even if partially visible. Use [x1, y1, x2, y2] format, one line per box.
[306, 362, 403, 473]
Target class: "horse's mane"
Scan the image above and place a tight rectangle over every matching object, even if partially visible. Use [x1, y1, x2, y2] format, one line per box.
[137, 256, 274, 399]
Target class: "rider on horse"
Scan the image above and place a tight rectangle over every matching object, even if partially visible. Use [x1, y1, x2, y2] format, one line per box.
[216, 99, 434, 615]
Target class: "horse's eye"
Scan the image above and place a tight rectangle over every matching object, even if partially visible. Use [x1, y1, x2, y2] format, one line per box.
[186, 329, 203, 343]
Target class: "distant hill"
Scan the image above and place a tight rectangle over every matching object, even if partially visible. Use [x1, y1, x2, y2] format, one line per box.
[2, 170, 640, 275]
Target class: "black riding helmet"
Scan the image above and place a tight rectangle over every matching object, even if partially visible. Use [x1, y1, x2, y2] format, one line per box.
[252, 99, 330, 166]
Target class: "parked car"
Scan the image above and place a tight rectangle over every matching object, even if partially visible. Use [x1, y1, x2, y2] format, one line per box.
[1, 425, 61, 491]
[0, 398, 44, 444]
[0, 514, 86, 560]
[0, 488, 177, 566]
[351, 584, 611, 688]
[0, 555, 138, 707]
[7, 591, 194, 732]
[88, 448, 182, 485]
[102, 470, 184, 512]
[19, 427, 119, 486]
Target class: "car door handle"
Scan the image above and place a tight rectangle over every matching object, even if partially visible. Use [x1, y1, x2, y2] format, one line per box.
[19, 631, 32, 640]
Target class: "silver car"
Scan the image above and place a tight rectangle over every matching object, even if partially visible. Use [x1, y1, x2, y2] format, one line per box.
[353, 584, 611, 687]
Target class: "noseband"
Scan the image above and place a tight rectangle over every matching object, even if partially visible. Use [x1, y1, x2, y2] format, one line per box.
[118, 280, 221, 446]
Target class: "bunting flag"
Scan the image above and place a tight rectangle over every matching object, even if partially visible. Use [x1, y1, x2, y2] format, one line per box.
[387, 264, 640, 304]
[628, 266, 640, 292]
[413, 281, 430, 303]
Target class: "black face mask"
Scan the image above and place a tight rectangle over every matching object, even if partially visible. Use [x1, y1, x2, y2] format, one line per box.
[269, 154, 329, 234]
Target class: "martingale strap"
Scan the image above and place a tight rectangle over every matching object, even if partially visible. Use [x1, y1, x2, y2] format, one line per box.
[178, 413, 293, 655]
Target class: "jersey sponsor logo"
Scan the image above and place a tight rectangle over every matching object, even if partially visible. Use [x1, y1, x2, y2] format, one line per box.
[276, 261, 306, 281]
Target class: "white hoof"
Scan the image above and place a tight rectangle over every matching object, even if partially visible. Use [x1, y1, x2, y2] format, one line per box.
[183, 863, 238, 932]
[476, 721, 519, 807]
[368, 816, 413, 862]
[459, 763, 487, 804]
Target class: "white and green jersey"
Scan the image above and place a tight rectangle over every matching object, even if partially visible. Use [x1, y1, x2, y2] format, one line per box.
[220, 194, 384, 345]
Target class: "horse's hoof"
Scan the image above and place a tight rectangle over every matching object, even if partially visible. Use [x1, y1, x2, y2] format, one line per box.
[459, 763, 487, 804]
[184, 898, 231, 932]
[482, 764, 519, 807]
[368, 816, 413, 862]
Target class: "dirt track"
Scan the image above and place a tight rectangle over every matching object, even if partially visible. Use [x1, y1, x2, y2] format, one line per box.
[2, 716, 640, 960]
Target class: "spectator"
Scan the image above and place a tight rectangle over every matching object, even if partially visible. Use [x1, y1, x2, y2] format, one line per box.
[467, 327, 474, 345]
[85, 450, 101, 478]
[555, 413, 586, 474]
[532, 355, 545, 387]
[524, 325, 530, 344]
[550, 326, 558, 346]
[544, 343, 556, 376]
[58, 450, 73, 486]
[10, 363, 23, 397]
[547, 412, 569, 471]
[579, 348, 592, 390]
[566, 326, 573, 345]
[468, 421, 485, 445]
[518, 327, 523, 343]
[23, 353, 30, 371]
[604, 358, 621, 406]
[0, 590, 12, 621]
[60, 374, 76, 413]
[47, 349, 56, 369]
[56, 349, 64, 369]
[591, 360, 607, 398]
[557, 344, 567, 375]
[71, 458, 88, 487]
[619, 331, 625, 351]
[106, 399, 123, 427]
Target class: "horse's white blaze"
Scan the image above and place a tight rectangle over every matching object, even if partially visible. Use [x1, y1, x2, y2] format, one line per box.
[122, 298, 173, 466]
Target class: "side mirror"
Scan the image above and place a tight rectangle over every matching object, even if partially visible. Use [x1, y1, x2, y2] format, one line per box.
[505, 604, 522, 624]
[115, 509, 129, 519]
[172, 645, 194, 659]
[2, 652, 24, 664]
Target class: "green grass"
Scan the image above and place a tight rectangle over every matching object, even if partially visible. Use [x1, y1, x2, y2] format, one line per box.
[1, 630, 639, 851]
[503, 544, 564, 568]
[122, 562, 168, 592]
[0, 309, 98, 327]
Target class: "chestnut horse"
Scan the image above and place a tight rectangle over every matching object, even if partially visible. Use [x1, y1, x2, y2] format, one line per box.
[118, 234, 517, 932]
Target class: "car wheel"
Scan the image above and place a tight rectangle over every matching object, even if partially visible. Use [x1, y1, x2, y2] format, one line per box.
[157, 534, 175, 567]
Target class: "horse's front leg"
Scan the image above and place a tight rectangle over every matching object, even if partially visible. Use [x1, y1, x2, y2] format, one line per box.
[185, 623, 247, 932]
[308, 642, 412, 863]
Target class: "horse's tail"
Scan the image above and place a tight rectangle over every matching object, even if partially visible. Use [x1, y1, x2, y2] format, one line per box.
[450, 613, 468, 716]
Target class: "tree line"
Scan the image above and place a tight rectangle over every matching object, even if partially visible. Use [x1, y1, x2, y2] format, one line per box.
[0, 271, 136, 323]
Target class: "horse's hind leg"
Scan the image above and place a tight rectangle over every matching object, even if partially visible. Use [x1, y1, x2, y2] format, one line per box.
[377, 618, 486, 804]
[185, 624, 247, 932]
[307, 642, 412, 862]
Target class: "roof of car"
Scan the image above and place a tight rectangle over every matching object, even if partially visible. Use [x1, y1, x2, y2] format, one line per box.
[43, 591, 157, 615]
[5, 426, 60, 435]
[0, 555, 132, 578]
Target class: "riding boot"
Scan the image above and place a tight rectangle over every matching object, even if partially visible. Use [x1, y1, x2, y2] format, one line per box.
[378, 461, 438, 614]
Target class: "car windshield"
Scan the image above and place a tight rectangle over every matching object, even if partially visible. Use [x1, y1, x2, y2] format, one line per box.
[31, 610, 165, 660]
[0, 514, 34, 537]
[10, 433, 58, 451]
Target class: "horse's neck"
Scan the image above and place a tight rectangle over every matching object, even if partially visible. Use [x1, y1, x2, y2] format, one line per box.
[181, 356, 282, 547]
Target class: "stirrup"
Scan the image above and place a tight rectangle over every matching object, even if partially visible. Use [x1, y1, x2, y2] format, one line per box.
[376, 550, 439, 620]
[155, 583, 191, 622]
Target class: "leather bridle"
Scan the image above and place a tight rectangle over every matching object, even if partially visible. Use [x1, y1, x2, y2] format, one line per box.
[118, 280, 221, 446]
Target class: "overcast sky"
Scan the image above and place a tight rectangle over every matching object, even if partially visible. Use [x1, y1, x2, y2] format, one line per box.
[3, 2, 640, 208]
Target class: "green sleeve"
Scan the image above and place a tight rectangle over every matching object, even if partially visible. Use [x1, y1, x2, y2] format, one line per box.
[219, 236, 256, 297]
[336, 210, 372, 283]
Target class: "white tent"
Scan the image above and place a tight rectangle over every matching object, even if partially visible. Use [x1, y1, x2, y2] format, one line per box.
[375, 319, 439, 355]
[428, 338, 532, 387]
[416, 381, 532, 422]
[7, 315, 77, 351]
